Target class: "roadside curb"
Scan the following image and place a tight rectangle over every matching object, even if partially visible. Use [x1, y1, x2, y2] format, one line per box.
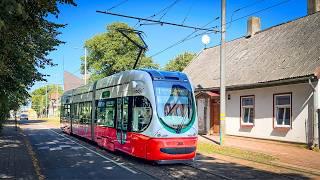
[199, 152, 320, 177]
[198, 136, 320, 177]
[270, 161, 320, 177]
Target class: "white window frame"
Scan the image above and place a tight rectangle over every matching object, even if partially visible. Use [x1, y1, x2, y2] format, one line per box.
[240, 96, 255, 125]
[274, 93, 292, 128]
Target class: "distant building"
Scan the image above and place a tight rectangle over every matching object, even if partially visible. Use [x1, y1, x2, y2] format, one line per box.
[184, 0, 320, 146]
[64, 71, 84, 92]
[48, 92, 60, 117]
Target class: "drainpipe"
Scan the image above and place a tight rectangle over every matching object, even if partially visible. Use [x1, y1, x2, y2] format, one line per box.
[308, 77, 319, 148]
[318, 109, 320, 148]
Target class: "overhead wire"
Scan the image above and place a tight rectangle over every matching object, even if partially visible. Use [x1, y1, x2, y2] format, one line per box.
[151, 0, 291, 57]
[106, 0, 129, 12]
[181, 0, 195, 25]
[227, 0, 266, 29]
[150, 17, 220, 58]
[158, 0, 181, 21]
[134, 0, 181, 28]
[219, 0, 291, 29]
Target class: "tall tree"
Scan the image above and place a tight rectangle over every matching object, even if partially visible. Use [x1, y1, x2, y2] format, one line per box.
[82, 22, 159, 81]
[31, 85, 63, 117]
[164, 52, 196, 72]
[0, 0, 75, 124]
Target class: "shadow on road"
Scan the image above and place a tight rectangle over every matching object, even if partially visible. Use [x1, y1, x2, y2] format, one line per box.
[18, 119, 46, 125]
[199, 135, 220, 145]
[17, 123, 314, 179]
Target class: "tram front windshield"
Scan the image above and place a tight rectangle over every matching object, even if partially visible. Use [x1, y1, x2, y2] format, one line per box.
[154, 81, 194, 131]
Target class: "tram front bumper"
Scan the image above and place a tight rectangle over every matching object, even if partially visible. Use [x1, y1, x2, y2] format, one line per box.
[146, 137, 197, 161]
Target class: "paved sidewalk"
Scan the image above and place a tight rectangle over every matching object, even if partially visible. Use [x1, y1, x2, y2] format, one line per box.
[0, 122, 38, 180]
[199, 135, 320, 175]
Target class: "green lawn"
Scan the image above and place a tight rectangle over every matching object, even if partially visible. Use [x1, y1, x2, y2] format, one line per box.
[197, 141, 277, 164]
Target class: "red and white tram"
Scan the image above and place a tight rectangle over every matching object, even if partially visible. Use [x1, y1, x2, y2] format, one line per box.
[60, 69, 198, 163]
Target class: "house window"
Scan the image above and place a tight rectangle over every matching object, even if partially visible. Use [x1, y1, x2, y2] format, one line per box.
[274, 93, 291, 128]
[241, 96, 254, 125]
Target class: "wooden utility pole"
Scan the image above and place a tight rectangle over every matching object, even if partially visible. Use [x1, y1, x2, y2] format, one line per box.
[219, 0, 226, 145]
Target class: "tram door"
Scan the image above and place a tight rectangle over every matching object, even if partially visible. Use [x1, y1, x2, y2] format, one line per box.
[116, 97, 129, 144]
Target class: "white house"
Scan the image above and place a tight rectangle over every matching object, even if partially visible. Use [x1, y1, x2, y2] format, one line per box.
[184, 0, 320, 146]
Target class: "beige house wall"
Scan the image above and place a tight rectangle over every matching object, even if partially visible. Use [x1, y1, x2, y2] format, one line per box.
[225, 83, 314, 143]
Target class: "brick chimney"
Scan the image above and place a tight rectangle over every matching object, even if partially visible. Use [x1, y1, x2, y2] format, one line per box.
[247, 16, 261, 37]
[308, 0, 320, 15]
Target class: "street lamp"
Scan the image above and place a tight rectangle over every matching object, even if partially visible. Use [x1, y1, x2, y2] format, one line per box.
[201, 34, 211, 49]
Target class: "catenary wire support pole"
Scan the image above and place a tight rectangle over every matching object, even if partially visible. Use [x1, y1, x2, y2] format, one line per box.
[84, 47, 87, 85]
[220, 0, 226, 145]
[46, 85, 48, 118]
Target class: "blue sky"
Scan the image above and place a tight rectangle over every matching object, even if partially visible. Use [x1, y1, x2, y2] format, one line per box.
[32, 0, 307, 91]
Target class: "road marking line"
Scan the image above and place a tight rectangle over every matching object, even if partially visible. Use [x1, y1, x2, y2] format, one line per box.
[49, 129, 137, 174]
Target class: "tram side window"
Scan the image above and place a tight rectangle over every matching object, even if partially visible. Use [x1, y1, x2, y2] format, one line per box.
[116, 98, 122, 130]
[79, 102, 92, 124]
[122, 97, 129, 131]
[71, 103, 79, 122]
[97, 99, 116, 127]
[132, 96, 152, 132]
[63, 104, 71, 120]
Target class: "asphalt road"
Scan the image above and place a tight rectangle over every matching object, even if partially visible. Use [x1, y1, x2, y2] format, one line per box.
[22, 126, 151, 179]
[19, 120, 312, 180]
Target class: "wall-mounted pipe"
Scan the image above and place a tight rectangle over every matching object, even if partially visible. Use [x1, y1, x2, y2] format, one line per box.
[308, 77, 319, 148]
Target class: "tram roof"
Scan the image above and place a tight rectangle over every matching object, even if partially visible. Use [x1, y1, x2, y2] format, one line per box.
[62, 69, 190, 98]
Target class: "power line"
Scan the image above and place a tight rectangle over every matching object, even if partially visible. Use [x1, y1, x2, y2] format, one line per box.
[150, 17, 219, 58]
[96, 11, 219, 32]
[106, 0, 129, 11]
[151, 0, 291, 57]
[134, 0, 181, 28]
[227, 0, 266, 29]
[216, 0, 291, 29]
[150, 30, 215, 58]
[181, 0, 195, 25]
[158, 0, 181, 21]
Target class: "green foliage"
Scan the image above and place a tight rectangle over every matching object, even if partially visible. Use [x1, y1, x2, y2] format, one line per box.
[0, 0, 75, 125]
[31, 85, 63, 116]
[164, 52, 196, 72]
[81, 22, 159, 81]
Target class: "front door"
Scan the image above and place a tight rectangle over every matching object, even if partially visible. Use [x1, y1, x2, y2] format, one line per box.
[116, 97, 129, 144]
[210, 99, 220, 134]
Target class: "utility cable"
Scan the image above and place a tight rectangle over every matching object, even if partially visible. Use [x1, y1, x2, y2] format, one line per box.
[150, 17, 219, 58]
[134, 0, 180, 28]
[217, 0, 291, 29]
[181, 0, 195, 25]
[158, 0, 181, 21]
[227, 0, 265, 29]
[151, 0, 291, 57]
[106, 0, 129, 12]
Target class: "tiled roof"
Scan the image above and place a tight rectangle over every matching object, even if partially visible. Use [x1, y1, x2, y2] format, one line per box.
[184, 12, 320, 88]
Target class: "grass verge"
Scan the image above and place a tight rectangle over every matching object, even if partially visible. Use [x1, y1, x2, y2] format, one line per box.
[38, 117, 60, 127]
[197, 141, 277, 164]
